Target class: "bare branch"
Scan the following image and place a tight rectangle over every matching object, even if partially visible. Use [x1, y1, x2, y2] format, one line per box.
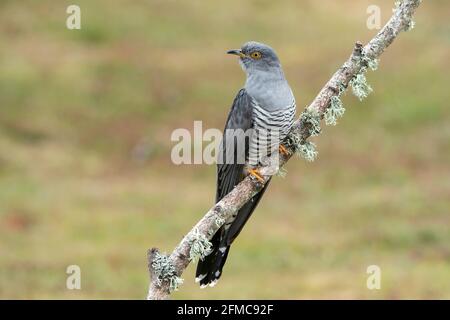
[147, 0, 422, 300]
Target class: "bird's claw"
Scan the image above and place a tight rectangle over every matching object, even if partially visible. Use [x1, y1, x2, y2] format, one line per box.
[279, 144, 290, 156]
[247, 168, 265, 183]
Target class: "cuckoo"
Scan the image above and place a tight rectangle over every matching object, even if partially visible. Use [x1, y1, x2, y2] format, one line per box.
[196, 42, 296, 287]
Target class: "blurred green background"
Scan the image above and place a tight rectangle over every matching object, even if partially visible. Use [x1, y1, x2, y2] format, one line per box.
[0, 0, 449, 299]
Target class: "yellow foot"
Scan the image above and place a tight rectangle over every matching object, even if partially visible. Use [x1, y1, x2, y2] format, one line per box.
[247, 168, 265, 183]
[279, 144, 290, 156]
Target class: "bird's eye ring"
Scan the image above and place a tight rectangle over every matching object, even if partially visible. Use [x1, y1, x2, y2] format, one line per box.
[250, 51, 262, 60]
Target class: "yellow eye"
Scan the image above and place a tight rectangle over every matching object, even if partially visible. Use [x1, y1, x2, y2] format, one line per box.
[250, 51, 262, 60]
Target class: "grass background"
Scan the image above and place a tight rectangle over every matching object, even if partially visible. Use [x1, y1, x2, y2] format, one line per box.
[0, 0, 449, 299]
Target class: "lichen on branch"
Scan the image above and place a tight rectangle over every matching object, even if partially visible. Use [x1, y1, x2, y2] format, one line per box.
[147, 0, 422, 300]
[189, 228, 213, 263]
[150, 251, 183, 292]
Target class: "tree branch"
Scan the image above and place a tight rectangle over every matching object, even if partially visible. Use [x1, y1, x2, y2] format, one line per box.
[147, 0, 422, 300]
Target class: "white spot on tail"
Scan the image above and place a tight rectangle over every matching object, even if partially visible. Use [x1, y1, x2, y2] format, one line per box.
[219, 247, 227, 253]
[209, 279, 219, 287]
[215, 271, 221, 277]
[195, 274, 207, 283]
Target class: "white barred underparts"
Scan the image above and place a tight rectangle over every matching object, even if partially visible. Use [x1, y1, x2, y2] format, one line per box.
[216, 93, 295, 168]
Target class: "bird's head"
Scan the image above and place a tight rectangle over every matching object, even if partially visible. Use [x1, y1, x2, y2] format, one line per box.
[227, 41, 281, 74]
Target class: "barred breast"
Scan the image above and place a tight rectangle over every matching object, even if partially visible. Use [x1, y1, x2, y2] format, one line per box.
[248, 98, 296, 166]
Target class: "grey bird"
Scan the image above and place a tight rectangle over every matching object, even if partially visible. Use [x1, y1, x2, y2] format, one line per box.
[196, 41, 296, 287]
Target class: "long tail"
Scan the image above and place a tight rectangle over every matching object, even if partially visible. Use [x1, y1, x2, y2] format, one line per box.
[195, 180, 271, 287]
[195, 230, 229, 287]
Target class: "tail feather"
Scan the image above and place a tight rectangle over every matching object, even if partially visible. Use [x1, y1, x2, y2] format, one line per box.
[195, 179, 271, 287]
[195, 231, 221, 285]
[196, 231, 230, 287]
[225, 179, 270, 245]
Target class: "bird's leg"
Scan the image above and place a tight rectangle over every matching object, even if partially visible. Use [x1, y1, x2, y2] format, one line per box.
[278, 144, 290, 156]
[247, 167, 265, 183]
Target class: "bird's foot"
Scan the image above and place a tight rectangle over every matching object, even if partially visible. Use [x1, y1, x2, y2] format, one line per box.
[279, 144, 290, 156]
[247, 168, 265, 183]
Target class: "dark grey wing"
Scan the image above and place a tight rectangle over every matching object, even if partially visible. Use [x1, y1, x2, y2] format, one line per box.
[216, 88, 253, 203]
[196, 88, 272, 286]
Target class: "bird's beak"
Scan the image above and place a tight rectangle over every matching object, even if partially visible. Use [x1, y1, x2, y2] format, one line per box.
[227, 49, 246, 58]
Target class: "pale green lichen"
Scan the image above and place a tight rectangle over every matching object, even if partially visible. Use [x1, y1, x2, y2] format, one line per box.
[338, 81, 347, 93]
[215, 216, 225, 228]
[207, 228, 215, 237]
[350, 50, 378, 101]
[286, 129, 302, 151]
[189, 228, 212, 263]
[394, 0, 419, 31]
[324, 96, 346, 126]
[406, 19, 415, 31]
[350, 72, 373, 101]
[152, 251, 183, 292]
[286, 128, 318, 162]
[363, 56, 379, 71]
[296, 141, 318, 162]
[300, 109, 321, 137]
[403, 0, 418, 32]
[275, 167, 288, 178]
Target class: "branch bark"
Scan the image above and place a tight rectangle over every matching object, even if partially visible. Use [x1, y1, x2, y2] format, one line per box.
[147, 0, 422, 300]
